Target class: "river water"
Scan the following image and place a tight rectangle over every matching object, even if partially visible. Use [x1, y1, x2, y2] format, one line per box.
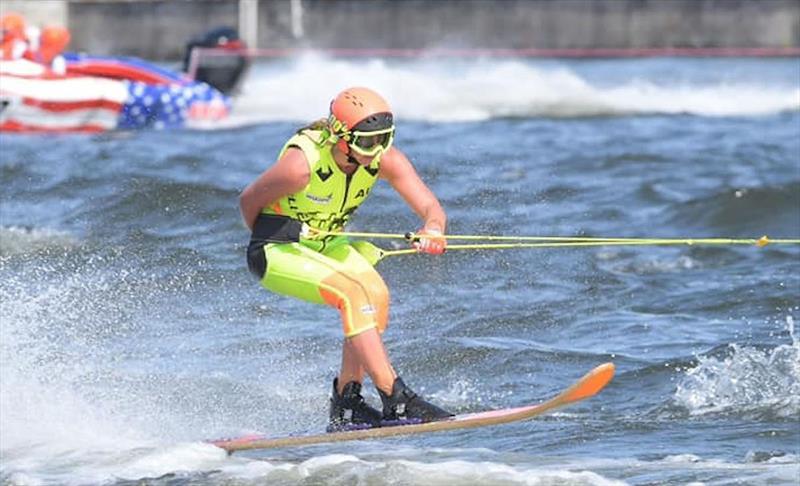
[1, 56, 799, 485]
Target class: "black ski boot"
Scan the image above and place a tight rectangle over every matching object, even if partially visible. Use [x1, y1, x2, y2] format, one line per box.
[378, 377, 454, 425]
[328, 378, 383, 432]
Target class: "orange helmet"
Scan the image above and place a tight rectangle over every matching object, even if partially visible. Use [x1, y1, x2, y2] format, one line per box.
[328, 87, 395, 157]
[1, 12, 26, 40]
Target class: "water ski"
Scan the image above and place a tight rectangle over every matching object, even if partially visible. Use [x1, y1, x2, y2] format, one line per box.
[209, 362, 615, 454]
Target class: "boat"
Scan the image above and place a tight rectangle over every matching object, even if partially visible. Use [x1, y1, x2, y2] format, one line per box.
[0, 27, 248, 133]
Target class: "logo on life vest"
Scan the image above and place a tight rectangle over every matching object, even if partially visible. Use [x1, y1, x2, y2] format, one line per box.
[360, 305, 376, 315]
[307, 193, 332, 204]
[354, 188, 370, 199]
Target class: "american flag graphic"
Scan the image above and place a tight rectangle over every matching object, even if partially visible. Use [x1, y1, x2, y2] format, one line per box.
[0, 56, 230, 133]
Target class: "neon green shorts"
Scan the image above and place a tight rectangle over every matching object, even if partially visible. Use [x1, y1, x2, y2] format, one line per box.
[258, 237, 389, 337]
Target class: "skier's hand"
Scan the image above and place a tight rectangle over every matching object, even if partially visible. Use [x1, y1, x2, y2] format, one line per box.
[412, 228, 446, 255]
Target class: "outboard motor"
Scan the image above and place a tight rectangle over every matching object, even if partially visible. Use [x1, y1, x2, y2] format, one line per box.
[183, 26, 249, 95]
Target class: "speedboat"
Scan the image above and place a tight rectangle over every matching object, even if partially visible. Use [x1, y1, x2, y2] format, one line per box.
[0, 27, 248, 133]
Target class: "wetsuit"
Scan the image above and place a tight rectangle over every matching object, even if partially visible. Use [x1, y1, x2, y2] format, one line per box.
[247, 129, 389, 337]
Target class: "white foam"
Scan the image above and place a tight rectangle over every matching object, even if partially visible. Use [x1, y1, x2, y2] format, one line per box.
[210, 455, 628, 486]
[0, 226, 78, 256]
[2, 442, 233, 486]
[224, 56, 800, 125]
[386, 459, 628, 485]
[107, 443, 229, 481]
[673, 312, 800, 419]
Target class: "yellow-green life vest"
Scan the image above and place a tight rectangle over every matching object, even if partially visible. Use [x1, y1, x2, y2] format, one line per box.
[261, 129, 380, 233]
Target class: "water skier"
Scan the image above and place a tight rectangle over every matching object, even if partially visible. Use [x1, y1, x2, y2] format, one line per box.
[240, 87, 453, 431]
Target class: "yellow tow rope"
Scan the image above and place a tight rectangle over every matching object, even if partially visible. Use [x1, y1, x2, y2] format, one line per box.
[306, 229, 800, 260]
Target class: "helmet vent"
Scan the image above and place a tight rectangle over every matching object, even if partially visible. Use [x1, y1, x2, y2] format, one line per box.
[330, 87, 393, 134]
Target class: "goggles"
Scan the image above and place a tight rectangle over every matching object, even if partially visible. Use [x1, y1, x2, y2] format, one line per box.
[347, 126, 395, 157]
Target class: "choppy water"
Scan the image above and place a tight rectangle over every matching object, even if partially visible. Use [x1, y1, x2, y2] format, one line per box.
[1, 56, 799, 485]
